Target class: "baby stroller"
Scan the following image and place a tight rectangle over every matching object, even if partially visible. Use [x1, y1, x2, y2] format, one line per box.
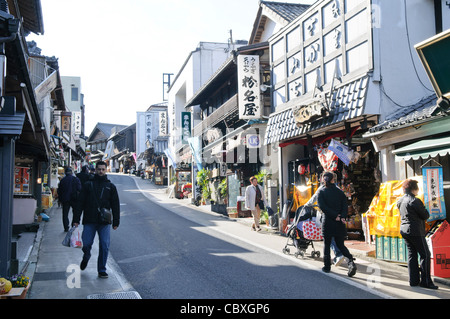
[282, 205, 322, 258]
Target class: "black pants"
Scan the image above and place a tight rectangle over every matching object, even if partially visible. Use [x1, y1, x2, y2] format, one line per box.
[62, 201, 76, 231]
[323, 233, 353, 269]
[401, 233, 433, 286]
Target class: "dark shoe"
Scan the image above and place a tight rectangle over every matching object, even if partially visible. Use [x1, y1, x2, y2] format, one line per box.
[420, 282, 439, 290]
[80, 259, 88, 271]
[347, 260, 357, 277]
[322, 266, 331, 273]
[98, 272, 109, 278]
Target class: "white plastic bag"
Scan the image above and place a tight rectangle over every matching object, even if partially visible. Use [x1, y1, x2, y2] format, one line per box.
[62, 226, 75, 247]
[70, 227, 83, 248]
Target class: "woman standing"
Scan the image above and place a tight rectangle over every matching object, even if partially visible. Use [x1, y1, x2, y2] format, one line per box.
[245, 176, 266, 232]
[397, 179, 438, 289]
[317, 172, 356, 276]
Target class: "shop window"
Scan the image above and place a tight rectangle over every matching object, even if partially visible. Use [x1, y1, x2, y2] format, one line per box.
[323, 26, 342, 57]
[322, 0, 342, 28]
[273, 62, 286, 85]
[273, 86, 286, 109]
[288, 78, 303, 100]
[272, 38, 285, 62]
[346, 41, 368, 74]
[287, 26, 301, 52]
[303, 12, 320, 41]
[304, 40, 321, 68]
[324, 56, 343, 84]
[345, 9, 368, 44]
[305, 68, 321, 93]
[344, 0, 365, 14]
[71, 87, 79, 101]
[288, 52, 302, 77]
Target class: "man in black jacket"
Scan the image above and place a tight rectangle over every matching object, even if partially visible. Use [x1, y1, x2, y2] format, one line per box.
[57, 167, 81, 232]
[73, 161, 120, 278]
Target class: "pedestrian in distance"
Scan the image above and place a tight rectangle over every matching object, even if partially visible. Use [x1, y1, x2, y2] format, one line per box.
[317, 171, 357, 277]
[73, 161, 120, 279]
[245, 176, 266, 232]
[397, 179, 438, 289]
[76, 165, 92, 188]
[57, 167, 81, 232]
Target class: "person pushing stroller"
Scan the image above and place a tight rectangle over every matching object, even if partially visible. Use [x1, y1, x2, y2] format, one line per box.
[317, 171, 357, 277]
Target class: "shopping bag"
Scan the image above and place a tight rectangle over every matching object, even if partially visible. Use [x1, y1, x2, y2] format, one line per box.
[70, 227, 83, 248]
[62, 226, 75, 247]
[302, 220, 323, 240]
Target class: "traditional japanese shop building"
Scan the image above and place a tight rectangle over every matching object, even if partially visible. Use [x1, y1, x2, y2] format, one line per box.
[263, 0, 440, 236]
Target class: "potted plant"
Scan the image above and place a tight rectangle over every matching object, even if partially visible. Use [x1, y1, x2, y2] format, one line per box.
[218, 178, 228, 205]
[9, 274, 30, 299]
[196, 168, 211, 204]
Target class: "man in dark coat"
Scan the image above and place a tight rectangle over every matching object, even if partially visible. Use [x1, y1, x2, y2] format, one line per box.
[73, 161, 120, 279]
[76, 165, 91, 188]
[317, 171, 356, 277]
[57, 167, 81, 232]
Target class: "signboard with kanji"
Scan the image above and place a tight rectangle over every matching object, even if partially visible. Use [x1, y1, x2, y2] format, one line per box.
[238, 55, 261, 120]
[181, 112, 191, 145]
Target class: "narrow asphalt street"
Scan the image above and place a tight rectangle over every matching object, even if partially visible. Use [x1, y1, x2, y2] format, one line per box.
[107, 173, 450, 300]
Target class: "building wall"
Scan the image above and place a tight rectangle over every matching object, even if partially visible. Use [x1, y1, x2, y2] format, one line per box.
[61, 76, 82, 112]
[167, 42, 234, 161]
[373, 0, 437, 122]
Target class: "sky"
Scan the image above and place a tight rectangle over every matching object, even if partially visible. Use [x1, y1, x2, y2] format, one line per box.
[27, 0, 316, 136]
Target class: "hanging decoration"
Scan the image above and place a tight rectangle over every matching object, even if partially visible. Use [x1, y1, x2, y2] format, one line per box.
[317, 145, 338, 171]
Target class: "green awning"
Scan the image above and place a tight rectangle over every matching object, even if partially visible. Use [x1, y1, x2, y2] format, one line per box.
[393, 136, 450, 161]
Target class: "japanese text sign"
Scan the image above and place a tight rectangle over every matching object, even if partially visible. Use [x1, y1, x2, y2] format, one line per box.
[423, 166, 447, 221]
[181, 112, 191, 145]
[238, 55, 261, 120]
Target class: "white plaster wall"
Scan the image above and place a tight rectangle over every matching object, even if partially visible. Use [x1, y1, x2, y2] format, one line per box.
[374, 0, 436, 122]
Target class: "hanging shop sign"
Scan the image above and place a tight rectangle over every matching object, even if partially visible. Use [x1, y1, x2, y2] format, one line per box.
[61, 112, 72, 134]
[415, 29, 450, 99]
[237, 55, 261, 120]
[181, 112, 191, 145]
[73, 111, 82, 135]
[293, 97, 329, 127]
[422, 166, 447, 221]
[246, 134, 261, 148]
[159, 111, 168, 136]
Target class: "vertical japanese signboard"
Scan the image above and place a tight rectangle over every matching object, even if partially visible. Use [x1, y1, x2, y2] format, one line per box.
[238, 55, 261, 120]
[181, 112, 191, 145]
[61, 112, 72, 134]
[423, 166, 447, 221]
[73, 111, 82, 135]
[146, 113, 153, 145]
[159, 111, 167, 136]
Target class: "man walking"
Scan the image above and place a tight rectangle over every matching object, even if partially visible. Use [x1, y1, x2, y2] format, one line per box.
[73, 161, 120, 278]
[57, 167, 81, 232]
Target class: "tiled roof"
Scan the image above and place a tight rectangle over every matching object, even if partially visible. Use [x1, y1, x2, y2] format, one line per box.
[264, 75, 369, 145]
[367, 95, 437, 135]
[262, 1, 310, 23]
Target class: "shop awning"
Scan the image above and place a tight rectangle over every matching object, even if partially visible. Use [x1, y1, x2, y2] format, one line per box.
[264, 75, 369, 145]
[393, 136, 450, 161]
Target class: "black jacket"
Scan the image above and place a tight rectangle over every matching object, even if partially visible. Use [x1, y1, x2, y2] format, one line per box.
[317, 184, 348, 237]
[73, 175, 120, 228]
[57, 174, 81, 204]
[397, 193, 429, 237]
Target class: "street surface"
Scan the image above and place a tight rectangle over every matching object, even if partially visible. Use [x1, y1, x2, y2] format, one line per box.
[108, 174, 450, 300]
